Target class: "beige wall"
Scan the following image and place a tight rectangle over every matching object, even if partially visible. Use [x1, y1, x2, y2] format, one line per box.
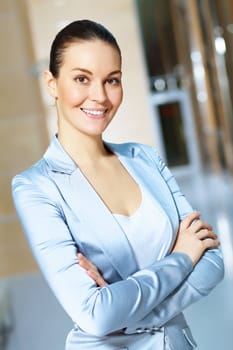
[0, 0, 46, 276]
[1, 0, 156, 276]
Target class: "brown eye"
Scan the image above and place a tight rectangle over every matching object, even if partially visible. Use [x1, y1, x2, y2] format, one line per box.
[106, 78, 120, 85]
[75, 76, 89, 84]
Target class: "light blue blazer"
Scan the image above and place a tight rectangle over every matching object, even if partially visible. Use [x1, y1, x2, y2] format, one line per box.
[12, 136, 224, 350]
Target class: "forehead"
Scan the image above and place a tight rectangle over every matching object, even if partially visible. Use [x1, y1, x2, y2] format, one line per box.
[61, 39, 121, 71]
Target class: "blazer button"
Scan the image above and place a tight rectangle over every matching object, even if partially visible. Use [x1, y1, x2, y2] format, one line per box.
[144, 328, 150, 333]
[164, 335, 171, 347]
[136, 328, 143, 334]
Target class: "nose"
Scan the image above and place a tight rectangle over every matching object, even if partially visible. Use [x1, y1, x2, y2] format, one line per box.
[89, 81, 107, 103]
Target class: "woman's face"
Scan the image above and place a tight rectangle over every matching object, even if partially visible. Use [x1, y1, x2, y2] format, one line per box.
[46, 39, 123, 138]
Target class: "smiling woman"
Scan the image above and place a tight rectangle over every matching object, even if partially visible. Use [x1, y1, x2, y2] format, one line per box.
[11, 19, 224, 350]
[44, 39, 123, 142]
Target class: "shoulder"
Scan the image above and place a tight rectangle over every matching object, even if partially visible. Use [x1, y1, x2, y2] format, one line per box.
[12, 135, 63, 190]
[11, 158, 50, 196]
[11, 157, 64, 215]
[12, 158, 48, 187]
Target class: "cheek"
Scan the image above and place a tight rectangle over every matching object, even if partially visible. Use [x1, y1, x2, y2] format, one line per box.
[58, 85, 86, 107]
[110, 89, 123, 108]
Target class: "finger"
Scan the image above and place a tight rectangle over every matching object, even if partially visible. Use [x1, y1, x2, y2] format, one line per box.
[78, 259, 91, 270]
[78, 253, 97, 271]
[77, 253, 107, 286]
[78, 253, 93, 266]
[181, 211, 201, 229]
[196, 229, 217, 240]
[87, 270, 108, 287]
[202, 238, 220, 250]
[77, 252, 86, 262]
[191, 218, 212, 231]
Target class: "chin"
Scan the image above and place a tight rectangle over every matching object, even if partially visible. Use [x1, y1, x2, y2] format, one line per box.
[81, 128, 106, 137]
[84, 123, 112, 136]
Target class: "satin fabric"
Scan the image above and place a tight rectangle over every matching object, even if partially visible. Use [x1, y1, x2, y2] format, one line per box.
[12, 136, 224, 349]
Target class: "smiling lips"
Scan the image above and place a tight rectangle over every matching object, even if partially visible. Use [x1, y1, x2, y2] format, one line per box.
[81, 108, 107, 119]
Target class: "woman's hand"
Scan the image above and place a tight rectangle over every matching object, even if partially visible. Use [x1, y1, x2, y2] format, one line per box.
[78, 253, 108, 287]
[172, 212, 220, 265]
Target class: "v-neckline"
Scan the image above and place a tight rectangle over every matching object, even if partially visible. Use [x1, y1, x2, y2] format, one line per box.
[75, 144, 143, 218]
[112, 184, 143, 219]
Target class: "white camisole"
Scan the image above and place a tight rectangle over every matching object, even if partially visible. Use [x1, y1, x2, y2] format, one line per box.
[113, 186, 173, 269]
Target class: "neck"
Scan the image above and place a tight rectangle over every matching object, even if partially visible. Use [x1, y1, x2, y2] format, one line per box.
[57, 129, 110, 166]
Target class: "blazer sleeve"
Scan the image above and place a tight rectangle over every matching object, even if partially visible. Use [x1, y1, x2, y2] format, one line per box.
[125, 145, 224, 329]
[151, 248, 224, 328]
[12, 172, 194, 337]
[124, 248, 224, 334]
[144, 145, 194, 220]
[149, 145, 225, 295]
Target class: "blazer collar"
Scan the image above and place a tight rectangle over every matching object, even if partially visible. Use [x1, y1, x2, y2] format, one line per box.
[43, 135, 139, 174]
[43, 135, 77, 174]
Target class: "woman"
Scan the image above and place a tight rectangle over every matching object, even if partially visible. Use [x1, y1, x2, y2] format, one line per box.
[12, 20, 224, 349]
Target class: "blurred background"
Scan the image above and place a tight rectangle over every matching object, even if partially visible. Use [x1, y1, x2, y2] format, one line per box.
[0, 0, 233, 349]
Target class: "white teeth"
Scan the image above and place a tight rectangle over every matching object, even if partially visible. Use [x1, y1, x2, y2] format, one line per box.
[82, 108, 105, 116]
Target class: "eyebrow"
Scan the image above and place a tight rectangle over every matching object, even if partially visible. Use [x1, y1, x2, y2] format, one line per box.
[71, 68, 122, 76]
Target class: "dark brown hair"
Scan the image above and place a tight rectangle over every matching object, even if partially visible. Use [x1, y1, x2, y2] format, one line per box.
[49, 19, 121, 77]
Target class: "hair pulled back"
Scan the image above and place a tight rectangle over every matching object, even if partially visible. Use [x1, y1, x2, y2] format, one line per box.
[49, 19, 121, 77]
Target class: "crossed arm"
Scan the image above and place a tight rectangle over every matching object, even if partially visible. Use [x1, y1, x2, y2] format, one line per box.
[78, 212, 223, 328]
[79, 211, 220, 286]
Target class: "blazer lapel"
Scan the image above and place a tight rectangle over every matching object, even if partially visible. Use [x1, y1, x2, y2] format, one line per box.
[53, 169, 138, 279]
[44, 137, 138, 279]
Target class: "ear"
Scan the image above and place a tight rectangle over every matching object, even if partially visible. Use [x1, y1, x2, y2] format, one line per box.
[44, 70, 58, 99]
